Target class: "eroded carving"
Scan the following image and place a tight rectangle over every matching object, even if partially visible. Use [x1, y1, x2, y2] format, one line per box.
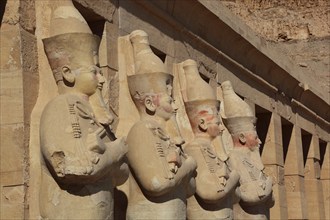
[126, 30, 197, 220]
[181, 60, 239, 219]
[39, 2, 128, 219]
[221, 81, 274, 219]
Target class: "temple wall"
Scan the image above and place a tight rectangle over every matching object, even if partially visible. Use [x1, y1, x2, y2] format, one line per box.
[0, 0, 329, 219]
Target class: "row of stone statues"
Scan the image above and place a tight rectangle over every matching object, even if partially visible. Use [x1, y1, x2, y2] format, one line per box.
[39, 2, 273, 220]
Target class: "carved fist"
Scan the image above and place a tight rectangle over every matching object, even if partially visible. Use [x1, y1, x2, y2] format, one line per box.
[166, 149, 182, 167]
[185, 156, 198, 172]
[109, 136, 128, 161]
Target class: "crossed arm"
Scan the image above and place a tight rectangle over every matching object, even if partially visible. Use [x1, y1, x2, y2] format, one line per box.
[126, 122, 197, 197]
[40, 101, 127, 185]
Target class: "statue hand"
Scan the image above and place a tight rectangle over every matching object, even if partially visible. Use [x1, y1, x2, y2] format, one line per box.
[184, 156, 198, 172]
[107, 136, 128, 161]
[166, 149, 182, 167]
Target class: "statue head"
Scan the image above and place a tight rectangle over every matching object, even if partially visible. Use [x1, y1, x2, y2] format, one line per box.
[129, 30, 167, 75]
[43, 1, 103, 98]
[221, 81, 261, 150]
[128, 30, 178, 124]
[185, 100, 223, 139]
[128, 72, 176, 122]
[182, 59, 224, 140]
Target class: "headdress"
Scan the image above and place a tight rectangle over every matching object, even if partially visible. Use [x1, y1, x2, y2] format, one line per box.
[127, 30, 173, 99]
[182, 59, 219, 121]
[221, 81, 256, 134]
[43, 1, 100, 82]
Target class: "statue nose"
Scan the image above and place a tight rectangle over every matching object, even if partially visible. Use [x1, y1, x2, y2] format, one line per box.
[97, 73, 105, 84]
[172, 101, 178, 112]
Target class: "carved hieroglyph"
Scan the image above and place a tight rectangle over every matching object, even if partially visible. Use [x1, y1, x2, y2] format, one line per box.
[221, 80, 274, 220]
[180, 59, 239, 219]
[39, 2, 128, 219]
[126, 30, 197, 220]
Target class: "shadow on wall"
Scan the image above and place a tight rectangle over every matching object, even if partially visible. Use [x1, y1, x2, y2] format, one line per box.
[0, 0, 7, 26]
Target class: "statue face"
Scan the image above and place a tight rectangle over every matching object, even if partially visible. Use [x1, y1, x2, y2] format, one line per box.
[204, 111, 223, 138]
[196, 106, 223, 138]
[74, 65, 103, 96]
[233, 130, 261, 150]
[244, 131, 262, 149]
[154, 93, 177, 121]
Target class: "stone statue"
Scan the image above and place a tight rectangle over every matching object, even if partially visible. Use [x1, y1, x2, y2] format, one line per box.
[126, 30, 197, 220]
[180, 59, 239, 219]
[39, 2, 128, 219]
[221, 80, 274, 219]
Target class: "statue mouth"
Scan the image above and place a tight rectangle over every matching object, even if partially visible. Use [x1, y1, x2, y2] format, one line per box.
[97, 84, 103, 90]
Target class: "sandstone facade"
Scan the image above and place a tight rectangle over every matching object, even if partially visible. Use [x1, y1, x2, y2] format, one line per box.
[1, 0, 329, 219]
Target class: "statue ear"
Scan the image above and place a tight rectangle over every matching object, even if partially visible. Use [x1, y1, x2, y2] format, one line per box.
[145, 95, 156, 113]
[61, 65, 75, 84]
[239, 133, 246, 144]
[198, 118, 208, 132]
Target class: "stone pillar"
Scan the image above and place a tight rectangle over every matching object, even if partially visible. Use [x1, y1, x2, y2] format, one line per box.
[320, 142, 330, 219]
[304, 135, 326, 219]
[0, 0, 38, 219]
[284, 124, 308, 219]
[261, 113, 288, 219]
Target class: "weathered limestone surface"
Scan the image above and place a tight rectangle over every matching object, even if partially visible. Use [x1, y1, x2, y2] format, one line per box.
[1, 0, 38, 219]
[219, 0, 330, 94]
[0, 0, 329, 219]
[180, 59, 239, 219]
[30, 1, 128, 219]
[260, 114, 288, 219]
[221, 81, 274, 219]
[304, 136, 326, 219]
[284, 125, 308, 219]
[321, 142, 330, 220]
[125, 30, 197, 220]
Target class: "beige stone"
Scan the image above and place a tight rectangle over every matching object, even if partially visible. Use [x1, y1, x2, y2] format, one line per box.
[284, 175, 308, 219]
[284, 125, 305, 176]
[269, 181, 288, 219]
[304, 132, 322, 219]
[321, 142, 330, 220]
[1, 2, 39, 218]
[0, 0, 329, 219]
[125, 30, 197, 220]
[38, 2, 128, 219]
[221, 81, 274, 219]
[261, 113, 284, 166]
[0, 185, 25, 220]
[180, 59, 239, 219]
[305, 179, 326, 219]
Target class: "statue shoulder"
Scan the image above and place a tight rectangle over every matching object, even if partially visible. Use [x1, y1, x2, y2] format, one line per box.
[127, 119, 165, 141]
[42, 94, 78, 116]
[185, 141, 201, 151]
[128, 120, 152, 137]
[40, 95, 70, 126]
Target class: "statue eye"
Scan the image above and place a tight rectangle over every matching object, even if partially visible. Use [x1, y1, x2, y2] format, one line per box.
[88, 67, 97, 75]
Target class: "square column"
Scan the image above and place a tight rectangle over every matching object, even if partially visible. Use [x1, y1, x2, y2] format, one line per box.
[304, 135, 326, 219]
[261, 113, 288, 219]
[320, 142, 330, 219]
[284, 124, 308, 219]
